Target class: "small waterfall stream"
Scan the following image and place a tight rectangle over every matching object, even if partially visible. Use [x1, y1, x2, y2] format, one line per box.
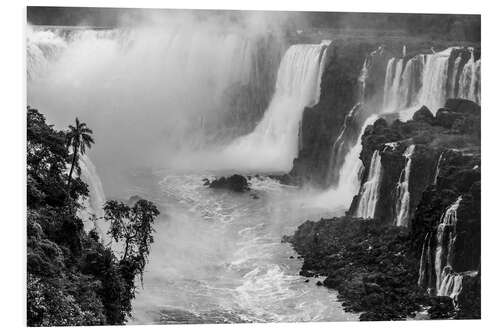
[355, 150, 383, 218]
[434, 196, 463, 296]
[77, 155, 108, 242]
[394, 144, 416, 227]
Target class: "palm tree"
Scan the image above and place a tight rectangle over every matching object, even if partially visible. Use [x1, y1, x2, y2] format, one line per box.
[66, 118, 94, 188]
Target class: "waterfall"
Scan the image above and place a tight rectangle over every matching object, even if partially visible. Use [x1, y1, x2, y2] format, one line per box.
[419, 48, 456, 113]
[27, 24, 286, 170]
[335, 115, 379, 202]
[394, 144, 416, 227]
[355, 150, 383, 218]
[418, 232, 433, 291]
[77, 155, 108, 243]
[437, 267, 463, 303]
[435, 196, 462, 292]
[380, 47, 480, 122]
[223, 41, 330, 172]
[326, 51, 375, 186]
[458, 50, 481, 104]
[326, 103, 361, 185]
[383, 58, 404, 111]
[448, 56, 463, 99]
[398, 56, 425, 109]
[382, 55, 425, 113]
[433, 151, 445, 184]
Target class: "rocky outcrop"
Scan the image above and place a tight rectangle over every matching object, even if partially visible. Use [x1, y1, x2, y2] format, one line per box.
[286, 98, 480, 320]
[348, 99, 480, 228]
[283, 216, 427, 320]
[204, 174, 250, 192]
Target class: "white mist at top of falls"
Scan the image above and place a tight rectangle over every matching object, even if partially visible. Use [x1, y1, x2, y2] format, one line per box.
[355, 150, 383, 219]
[394, 144, 416, 227]
[221, 41, 330, 172]
[27, 22, 287, 180]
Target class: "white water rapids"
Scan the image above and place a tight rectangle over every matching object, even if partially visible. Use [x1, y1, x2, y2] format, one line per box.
[128, 174, 357, 323]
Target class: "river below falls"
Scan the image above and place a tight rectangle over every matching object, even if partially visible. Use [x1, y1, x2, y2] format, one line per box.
[127, 173, 358, 324]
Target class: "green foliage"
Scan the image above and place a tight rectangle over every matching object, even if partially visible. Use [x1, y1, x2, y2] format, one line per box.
[104, 199, 160, 277]
[65, 117, 94, 188]
[26, 107, 159, 326]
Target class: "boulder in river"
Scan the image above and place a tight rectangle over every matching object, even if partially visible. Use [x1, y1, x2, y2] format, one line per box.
[205, 174, 250, 192]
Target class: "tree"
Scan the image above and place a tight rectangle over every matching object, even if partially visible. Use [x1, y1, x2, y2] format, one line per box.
[66, 118, 94, 188]
[104, 199, 160, 277]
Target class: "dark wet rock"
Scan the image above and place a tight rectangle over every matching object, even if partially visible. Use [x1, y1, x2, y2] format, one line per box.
[205, 174, 250, 192]
[289, 42, 390, 187]
[300, 269, 316, 278]
[285, 216, 427, 320]
[304, 279, 310, 283]
[349, 98, 480, 226]
[412, 105, 435, 124]
[316, 280, 323, 286]
[289, 256, 294, 259]
[456, 272, 481, 319]
[428, 296, 455, 319]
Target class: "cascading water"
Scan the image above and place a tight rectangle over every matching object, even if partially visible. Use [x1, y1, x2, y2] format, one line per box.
[325, 49, 378, 187]
[419, 48, 455, 112]
[77, 154, 109, 242]
[27, 23, 285, 176]
[447, 56, 463, 99]
[433, 151, 445, 184]
[417, 232, 433, 291]
[458, 50, 481, 105]
[380, 47, 481, 123]
[325, 103, 361, 185]
[222, 41, 330, 172]
[355, 150, 383, 219]
[383, 58, 404, 111]
[394, 144, 416, 227]
[435, 196, 462, 293]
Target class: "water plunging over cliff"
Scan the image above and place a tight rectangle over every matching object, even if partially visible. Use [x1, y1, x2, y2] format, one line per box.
[27, 24, 285, 174]
[381, 47, 481, 120]
[394, 144, 416, 227]
[77, 155, 108, 242]
[435, 196, 462, 293]
[433, 151, 445, 184]
[458, 50, 481, 105]
[355, 150, 383, 218]
[419, 49, 455, 113]
[222, 41, 330, 172]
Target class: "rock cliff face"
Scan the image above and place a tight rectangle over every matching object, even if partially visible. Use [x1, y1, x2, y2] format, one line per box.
[289, 41, 390, 186]
[286, 98, 480, 319]
[288, 42, 480, 188]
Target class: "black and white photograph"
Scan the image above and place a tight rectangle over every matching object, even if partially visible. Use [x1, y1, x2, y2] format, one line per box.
[3, 0, 494, 329]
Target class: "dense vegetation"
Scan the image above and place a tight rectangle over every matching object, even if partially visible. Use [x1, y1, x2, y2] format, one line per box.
[27, 107, 159, 326]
